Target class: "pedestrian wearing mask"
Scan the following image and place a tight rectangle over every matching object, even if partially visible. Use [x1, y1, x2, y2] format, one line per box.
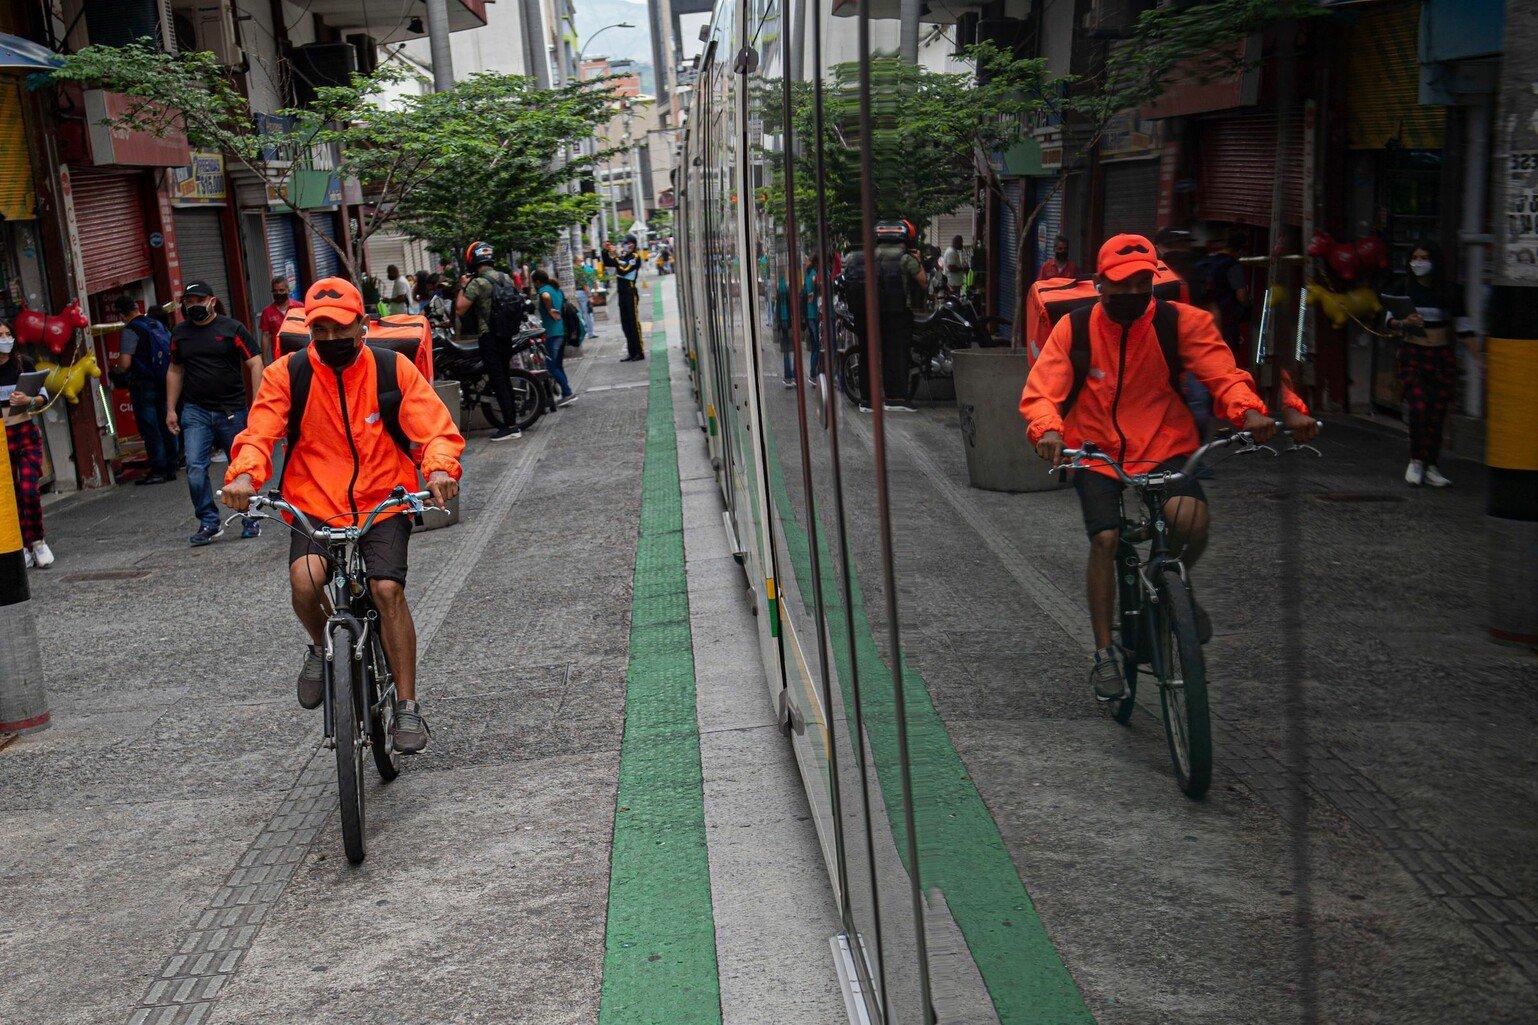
[258, 275, 301, 363]
[0, 319, 53, 567]
[1382, 244, 1478, 488]
[941, 235, 970, 292]
[1038, 236, 1079, 282]
[166, 281, 264, 546]
[385, 265, 411, 316]
[112, 295, 178, 485]
[532, 269, 576, 406]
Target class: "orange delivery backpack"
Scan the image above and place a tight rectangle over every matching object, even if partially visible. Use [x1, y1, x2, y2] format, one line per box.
[1023, 266, 1189, 365]
[277, 311, 434, 383]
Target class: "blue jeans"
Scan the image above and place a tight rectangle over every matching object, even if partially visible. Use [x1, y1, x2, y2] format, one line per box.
[183, 403, 253, 530]
[545, 334, 573, 398]
[129, 380, 176, 476]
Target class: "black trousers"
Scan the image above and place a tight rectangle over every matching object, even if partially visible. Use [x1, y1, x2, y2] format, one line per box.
[479, 332, 519, 428]
[881, 317, 913, 403]
[618, 280, 644, 358]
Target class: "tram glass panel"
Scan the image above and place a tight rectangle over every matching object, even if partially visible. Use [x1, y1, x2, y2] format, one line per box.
[811, 5, 936, 1022]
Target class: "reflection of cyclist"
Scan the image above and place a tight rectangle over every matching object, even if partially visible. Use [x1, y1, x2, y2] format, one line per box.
[221, 278, 464, 753]
[1020, 234, 1317, 701]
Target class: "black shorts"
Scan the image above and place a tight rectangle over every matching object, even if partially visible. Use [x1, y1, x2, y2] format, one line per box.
[1073, 457, 1206, 537]
[287, 511, 412, 584]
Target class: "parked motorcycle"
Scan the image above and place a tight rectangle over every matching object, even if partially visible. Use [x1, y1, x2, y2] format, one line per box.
[831, 284, 1007, 408]
[426, 293, 552, 433]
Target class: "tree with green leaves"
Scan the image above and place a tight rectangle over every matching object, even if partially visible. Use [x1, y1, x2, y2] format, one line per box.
[48, 43, 619, 278]
[762, 1, 1317, 344]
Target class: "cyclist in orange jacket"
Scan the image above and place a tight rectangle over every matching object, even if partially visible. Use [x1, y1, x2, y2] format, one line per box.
[1020, 234, 1317, 701]
[221, 278, 464, 752]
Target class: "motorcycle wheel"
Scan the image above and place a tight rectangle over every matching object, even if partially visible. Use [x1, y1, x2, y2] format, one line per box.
[838, 347, 865, 408]
[509, 369, 544, 432]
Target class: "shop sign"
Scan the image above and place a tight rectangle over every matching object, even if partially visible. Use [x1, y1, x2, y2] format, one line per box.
[1100, 110, 1162, 162]
[288, 169, 342, 210]
[1034, 126, 1063, 171]
[169, 151, 227, 206]
[83, 90, 190, 167]
[1504, 150, 1538, 284]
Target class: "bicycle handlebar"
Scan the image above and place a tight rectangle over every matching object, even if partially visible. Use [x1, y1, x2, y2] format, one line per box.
[1057, 420, 1322, 485]
[219, 486, 435, 541]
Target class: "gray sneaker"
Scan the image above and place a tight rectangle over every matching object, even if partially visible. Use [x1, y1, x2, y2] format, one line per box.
[1090, 647, 1129, 702]
[391, 699, 430, 754]
[297, 645, 325, 709]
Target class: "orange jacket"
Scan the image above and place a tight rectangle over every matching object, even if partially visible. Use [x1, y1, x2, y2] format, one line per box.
[226, 347, 464, 526]
[1020, 300, 1306, 479]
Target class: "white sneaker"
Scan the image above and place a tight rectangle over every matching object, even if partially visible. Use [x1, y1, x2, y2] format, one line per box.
[31, 541, 53, 568]
[1404, 460, 1425, 486]
[23, 547, 34, 568]
[1424, 465, 1452, 488]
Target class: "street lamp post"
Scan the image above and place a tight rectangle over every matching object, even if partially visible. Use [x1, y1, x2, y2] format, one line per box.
[578, 23, 635, 252]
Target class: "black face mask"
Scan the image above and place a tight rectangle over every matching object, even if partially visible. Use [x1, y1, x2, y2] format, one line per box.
[186, 302, 215, 325]
[314, 338, 360, 369]
[1102, 291, 1152, 326]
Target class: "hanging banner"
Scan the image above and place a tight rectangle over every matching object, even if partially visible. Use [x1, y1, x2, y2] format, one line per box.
[169, 151, 227, 206]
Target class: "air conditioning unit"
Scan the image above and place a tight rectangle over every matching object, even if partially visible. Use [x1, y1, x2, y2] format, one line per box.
[85, 0, 175, 51]
[290, 43, 359, 108]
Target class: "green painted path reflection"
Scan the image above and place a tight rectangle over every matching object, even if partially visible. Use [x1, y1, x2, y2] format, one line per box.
[765, 409, 1094, 1024]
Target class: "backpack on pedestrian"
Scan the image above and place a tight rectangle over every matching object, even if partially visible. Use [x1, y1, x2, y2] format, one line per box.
[561, 295, 585, 346]
[127, 314, 173, 383]
[484, 272, 524, 340]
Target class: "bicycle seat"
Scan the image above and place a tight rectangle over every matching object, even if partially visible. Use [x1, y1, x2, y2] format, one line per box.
[449, 337, 480, 352]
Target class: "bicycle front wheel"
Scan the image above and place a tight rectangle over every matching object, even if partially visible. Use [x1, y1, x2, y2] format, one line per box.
[1155, 569, 1211, 798]
[328, 622, 368, 863]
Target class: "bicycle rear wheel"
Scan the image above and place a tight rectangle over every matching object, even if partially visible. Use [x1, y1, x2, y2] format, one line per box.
[328, 622, 368, 863]
[366, 636, 401, 783]
[509, 369, 544, 431]
[1155, 569, 1211, 798]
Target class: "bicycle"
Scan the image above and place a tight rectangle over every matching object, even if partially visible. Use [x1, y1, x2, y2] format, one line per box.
[228, 486, 441, 863]
[1056, 424, 1316, 798]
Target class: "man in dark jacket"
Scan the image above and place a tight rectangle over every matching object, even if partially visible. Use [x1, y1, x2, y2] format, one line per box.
[113, 294, 178, 485]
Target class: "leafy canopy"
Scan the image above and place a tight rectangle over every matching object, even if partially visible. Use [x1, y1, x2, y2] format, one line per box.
[49, 43, 621, 274]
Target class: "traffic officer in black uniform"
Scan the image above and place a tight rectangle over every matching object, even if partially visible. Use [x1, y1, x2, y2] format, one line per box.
[605, 235, 645, 362]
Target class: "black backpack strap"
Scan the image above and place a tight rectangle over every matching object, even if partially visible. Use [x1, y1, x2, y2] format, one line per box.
[1060, 305, 1094, 416]
[278, 352, 313, 494]
[1152, 300, 1183, 395]
[368, 345, 414, 459]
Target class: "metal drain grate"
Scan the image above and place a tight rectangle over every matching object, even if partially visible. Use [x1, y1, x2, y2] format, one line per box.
[1311, 492, 1408, 503]
[60, 569, 151, 583]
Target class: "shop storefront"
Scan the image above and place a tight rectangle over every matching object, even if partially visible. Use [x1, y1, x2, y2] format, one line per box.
[0, 78, 48, 324]
[1096, 109, 1164, 239]
[1339, 1, 1447, 414]
[169, 151, 245, 319]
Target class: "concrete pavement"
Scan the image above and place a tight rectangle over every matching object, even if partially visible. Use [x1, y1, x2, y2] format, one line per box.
[0, 283, 846, 1025]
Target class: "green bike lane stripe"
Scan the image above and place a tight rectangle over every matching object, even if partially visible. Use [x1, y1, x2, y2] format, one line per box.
[598, 286, 723, 1025]
[763, 426, 1093, 1023]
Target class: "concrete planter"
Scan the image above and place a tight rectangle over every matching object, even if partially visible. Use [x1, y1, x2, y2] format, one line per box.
[952, 349, 1064, 493]
[417, 379, 463, 531]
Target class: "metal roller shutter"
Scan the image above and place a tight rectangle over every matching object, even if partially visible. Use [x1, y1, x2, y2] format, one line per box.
[930, 207, 974, 248]
[1196, 113, 1303, 227]
[171, 208, 231, 307]
[998, 181, 1023, 327]
[1033, 182, 1063, 272]
[308, 213, 341, 280]
[266, 214, 301, 294]
[72, 169, 151, 295]
[1101, 159, 1160, 239]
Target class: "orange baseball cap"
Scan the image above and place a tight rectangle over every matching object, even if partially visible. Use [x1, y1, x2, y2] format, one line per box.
[1097, 233, 1160, 282]
[303, 277, 365, 327]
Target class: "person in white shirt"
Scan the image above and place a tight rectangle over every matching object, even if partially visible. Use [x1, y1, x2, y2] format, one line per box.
[385, 265, 410, 315]
[940, 235, 969, 292]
